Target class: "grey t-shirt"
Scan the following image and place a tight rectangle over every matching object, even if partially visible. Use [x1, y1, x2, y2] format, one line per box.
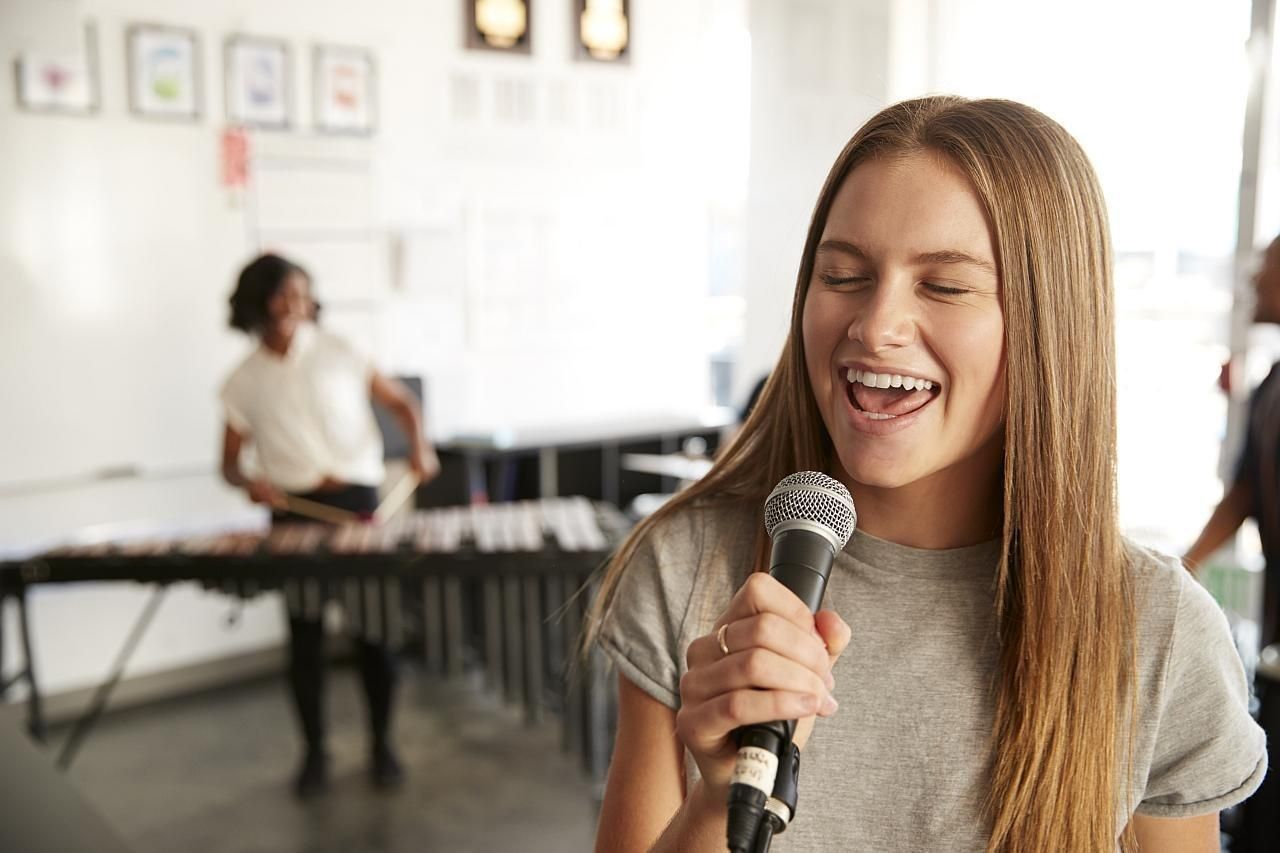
[599, 503, 1267, 851]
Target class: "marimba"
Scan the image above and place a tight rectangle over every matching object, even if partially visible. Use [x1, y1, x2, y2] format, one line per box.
[0, 497, 626, 778]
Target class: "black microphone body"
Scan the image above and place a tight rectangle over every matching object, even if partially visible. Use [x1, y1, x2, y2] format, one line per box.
[768, 527, 838, 612]
[726, 527, 838, 851]
[735, 527, 838, 751]
[726, 473, 855, 853]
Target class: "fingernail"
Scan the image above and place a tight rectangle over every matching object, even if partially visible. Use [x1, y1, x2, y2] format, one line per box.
[823, 670, 835, 690]
[822, 693, 839, 715]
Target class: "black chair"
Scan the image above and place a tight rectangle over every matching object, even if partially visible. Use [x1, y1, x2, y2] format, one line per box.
[371, 376, 467, 507]
[373, 375, 424, 461]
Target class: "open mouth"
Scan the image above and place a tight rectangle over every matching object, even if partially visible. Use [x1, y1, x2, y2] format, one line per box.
[845, 368, 941, 421]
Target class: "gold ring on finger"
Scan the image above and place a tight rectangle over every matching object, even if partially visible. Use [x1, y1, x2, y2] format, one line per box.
[716, 623, 731, 657]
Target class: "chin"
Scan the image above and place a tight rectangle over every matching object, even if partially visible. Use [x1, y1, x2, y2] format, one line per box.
[834, 451, 920, 491]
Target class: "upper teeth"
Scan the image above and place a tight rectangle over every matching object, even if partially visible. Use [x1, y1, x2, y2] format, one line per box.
[846, 369, 934, 391]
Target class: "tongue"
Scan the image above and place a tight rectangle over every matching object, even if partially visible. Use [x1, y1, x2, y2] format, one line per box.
[851, 384, 935, 416]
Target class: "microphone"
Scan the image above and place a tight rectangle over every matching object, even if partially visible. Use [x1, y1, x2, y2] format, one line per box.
[726, 471, 856, 853]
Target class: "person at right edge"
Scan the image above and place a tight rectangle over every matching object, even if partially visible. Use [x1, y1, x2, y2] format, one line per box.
[1184, 232, 1280, 852]
[588, 96, 1267, 852]
[1185, 233, 1280, 647]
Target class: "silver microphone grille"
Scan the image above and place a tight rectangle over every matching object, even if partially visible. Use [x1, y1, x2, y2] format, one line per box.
[763, 471, 857, 550]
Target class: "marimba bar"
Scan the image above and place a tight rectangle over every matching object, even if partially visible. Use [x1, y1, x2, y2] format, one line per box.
[0, 497, 626, 782]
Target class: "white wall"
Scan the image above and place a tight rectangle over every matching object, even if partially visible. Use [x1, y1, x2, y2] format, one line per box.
[879, 0, 1253, 552]
[1, 0, 748, 493]
[738, 0, 892, 397]
[1, 0, 751, 694]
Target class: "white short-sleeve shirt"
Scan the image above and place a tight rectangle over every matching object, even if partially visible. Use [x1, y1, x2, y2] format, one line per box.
[220, 323, 385, 493]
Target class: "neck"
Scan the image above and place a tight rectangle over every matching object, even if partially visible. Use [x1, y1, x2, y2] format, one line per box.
[261, 325, 294, 356]
[843, 445, 1003, 550]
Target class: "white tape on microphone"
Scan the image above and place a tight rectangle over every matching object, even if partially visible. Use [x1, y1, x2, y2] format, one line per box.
[731, 745, 780, 794]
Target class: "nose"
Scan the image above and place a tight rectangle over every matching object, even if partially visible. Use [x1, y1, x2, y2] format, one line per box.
[847, 278, 917, 352]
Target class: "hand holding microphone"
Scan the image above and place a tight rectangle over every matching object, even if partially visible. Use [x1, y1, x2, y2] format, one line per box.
[676, 574, 847, 787]
[674, 472, 856, 850]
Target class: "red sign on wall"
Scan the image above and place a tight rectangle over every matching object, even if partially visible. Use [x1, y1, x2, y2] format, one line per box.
[220, 127, 249, 189]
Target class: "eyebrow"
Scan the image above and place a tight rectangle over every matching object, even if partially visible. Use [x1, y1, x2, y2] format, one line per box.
[817, 239, 996, 274]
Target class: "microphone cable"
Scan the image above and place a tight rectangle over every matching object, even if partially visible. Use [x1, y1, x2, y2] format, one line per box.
[752, 818, 777, 853]
[726, 720, 792, 852]
[751, 740, 801, 853]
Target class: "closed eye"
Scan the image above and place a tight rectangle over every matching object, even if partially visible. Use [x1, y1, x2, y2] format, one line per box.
[820, 274, 870, 287]
[923, 282, 970, 296]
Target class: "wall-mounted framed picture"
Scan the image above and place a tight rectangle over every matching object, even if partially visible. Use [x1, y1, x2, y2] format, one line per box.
[127, 24, 201, 120]
[575, 0, 629, 63]
[465, 0, 532, 54]
[14, 23, 101, 114]
[313, 45, 375, 134]
[313, 45, 376, 133]
[225, 35, 291, 130]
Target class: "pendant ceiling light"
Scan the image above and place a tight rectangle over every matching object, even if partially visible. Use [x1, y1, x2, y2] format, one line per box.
[580, 0, 628, 60]
[475, 0, 528, 49]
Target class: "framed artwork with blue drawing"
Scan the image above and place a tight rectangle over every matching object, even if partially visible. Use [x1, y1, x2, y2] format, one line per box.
[225, 35, 291, 129]
[127, 24, 200, 120]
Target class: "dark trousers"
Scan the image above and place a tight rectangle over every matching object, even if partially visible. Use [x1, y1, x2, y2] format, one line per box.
[276, 484, 397, 754]
[1237, 668, 1279, 851]
[287, 615, 396, 753]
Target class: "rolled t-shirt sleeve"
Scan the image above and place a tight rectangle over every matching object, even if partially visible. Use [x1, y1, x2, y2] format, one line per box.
[330, 332, 376, 382]
[1137, 573, 1268, 817]
[598, 518, 701, 710]
[220, 379, 252, 435]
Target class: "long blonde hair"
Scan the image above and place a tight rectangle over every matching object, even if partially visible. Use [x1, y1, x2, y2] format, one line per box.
[587, 96, 1134, 851]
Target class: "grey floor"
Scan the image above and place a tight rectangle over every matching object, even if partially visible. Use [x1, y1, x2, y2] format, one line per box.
[49, 667, 599, 853]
